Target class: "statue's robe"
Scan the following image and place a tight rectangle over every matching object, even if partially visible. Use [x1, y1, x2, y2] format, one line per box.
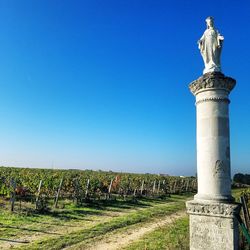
[199, 28, 223, 74]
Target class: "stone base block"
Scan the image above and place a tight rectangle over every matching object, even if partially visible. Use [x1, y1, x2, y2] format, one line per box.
[186, 200, 241, 250]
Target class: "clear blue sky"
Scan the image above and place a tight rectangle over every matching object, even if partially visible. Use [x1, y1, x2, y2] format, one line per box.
[0, 0, 249, 176]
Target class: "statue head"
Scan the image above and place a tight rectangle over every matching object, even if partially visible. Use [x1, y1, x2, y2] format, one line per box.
[205, 16, 214, 29]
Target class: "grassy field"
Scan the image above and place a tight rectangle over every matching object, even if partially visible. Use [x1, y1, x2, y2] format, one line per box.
[122, 188, 249, 250]
[0, 188, 247, 250]
[0, 194, 191, 250]
[123, 216, 189, 250]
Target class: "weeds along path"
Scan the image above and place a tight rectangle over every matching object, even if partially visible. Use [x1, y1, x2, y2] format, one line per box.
[41, 199, 187, 250]
[0, 202, 151, 250]
[67, 210, 186, 250]
[0, 195, 190, 250]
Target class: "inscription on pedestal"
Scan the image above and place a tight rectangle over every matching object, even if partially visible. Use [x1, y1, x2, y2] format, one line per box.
[190, 215, 237, 250]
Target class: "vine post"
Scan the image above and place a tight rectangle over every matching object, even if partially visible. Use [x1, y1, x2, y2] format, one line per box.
[85, 179, 90, 199]
[140, 180, 144, 195]
[35, 180, 43, 210]
[54, 178, 63, 208]
[10, 179, 16, 212]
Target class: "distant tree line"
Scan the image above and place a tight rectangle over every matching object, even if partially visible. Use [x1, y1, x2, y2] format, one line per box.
[233, 173, 250, 185]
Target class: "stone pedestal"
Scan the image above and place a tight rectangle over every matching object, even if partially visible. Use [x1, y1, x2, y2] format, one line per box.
[187, 72, 241, 250]
[186, 201, 240, 250]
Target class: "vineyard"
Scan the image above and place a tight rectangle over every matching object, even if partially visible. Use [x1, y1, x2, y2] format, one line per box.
[0, 166, 197, 212]
[0, 167, 248, 250]
[0, 166, 198, 250]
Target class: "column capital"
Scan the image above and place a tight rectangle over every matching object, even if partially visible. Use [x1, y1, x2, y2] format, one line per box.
[189, 72, 236, 96]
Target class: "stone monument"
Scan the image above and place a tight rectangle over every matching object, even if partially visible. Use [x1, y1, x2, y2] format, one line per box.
[186, 17, 241, 250]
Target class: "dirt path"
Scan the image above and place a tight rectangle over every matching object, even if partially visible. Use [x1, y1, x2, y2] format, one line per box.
[67, 210, 186, 250]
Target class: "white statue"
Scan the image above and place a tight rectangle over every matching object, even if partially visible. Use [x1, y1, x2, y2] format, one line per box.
[198, 17, 224, 74]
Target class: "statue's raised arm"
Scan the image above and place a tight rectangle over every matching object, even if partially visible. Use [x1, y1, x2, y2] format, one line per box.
[198, 17, 224, 74]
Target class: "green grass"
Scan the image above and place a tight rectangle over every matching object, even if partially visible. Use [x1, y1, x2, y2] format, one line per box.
[124, 216, 189, 250]
[0, 200, 104, 239]
[0, 189, 246, 250]
[15, 195, 190, 250]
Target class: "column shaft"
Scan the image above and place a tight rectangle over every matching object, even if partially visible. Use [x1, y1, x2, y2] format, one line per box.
[195, 89, 233, 201]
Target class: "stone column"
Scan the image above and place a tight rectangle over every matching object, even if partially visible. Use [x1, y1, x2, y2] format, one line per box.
[186, 72, 241, 250]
